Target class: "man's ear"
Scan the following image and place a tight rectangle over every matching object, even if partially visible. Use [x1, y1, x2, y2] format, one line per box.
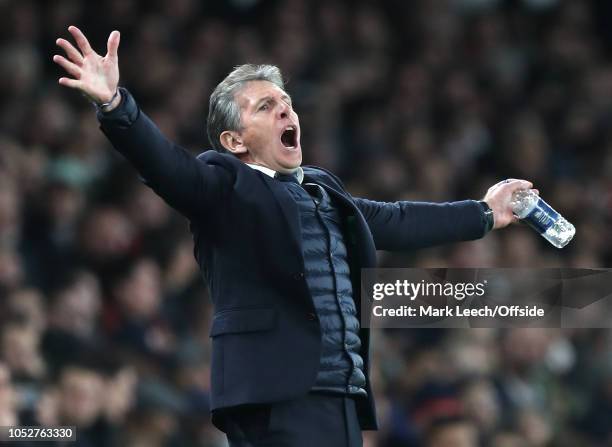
[220, 131, 247, 155]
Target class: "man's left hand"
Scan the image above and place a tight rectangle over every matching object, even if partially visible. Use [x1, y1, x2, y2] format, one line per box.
[482, 179, 534, 230]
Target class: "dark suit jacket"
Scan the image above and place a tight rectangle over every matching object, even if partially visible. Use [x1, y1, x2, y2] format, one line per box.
[98, 89, 488, 431]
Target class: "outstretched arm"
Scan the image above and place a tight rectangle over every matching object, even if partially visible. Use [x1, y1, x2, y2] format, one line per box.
[354, 179, 532, 251]
[355, 198, 487, 250]
[53, 26, 231, 220]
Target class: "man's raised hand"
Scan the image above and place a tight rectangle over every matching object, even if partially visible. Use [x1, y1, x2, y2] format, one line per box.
[53, 26, 120, 107]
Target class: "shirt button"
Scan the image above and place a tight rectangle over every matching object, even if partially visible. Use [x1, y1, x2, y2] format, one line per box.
[293, 272, 304, 280]
[306, 312, 317, 321]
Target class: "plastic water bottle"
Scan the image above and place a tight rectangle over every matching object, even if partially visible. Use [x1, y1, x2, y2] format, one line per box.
[511, 189, 575, 248]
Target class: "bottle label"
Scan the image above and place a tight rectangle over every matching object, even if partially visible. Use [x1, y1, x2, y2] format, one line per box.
[523, 198, 559, 234]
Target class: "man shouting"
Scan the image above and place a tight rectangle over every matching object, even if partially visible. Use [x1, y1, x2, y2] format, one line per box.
[54, 25, 530, 447]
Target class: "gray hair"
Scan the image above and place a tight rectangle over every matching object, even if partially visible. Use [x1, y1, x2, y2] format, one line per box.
[207, 64, 285, 152]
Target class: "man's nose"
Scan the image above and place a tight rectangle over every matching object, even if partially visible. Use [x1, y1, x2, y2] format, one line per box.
[278, 102, 289, 119]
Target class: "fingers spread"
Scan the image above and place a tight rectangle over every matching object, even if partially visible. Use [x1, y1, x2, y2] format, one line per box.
[53, 55, 81, 78]
[106, 30, 120, 60]
[56, 38, 83, 65]
[68, 25, 94, 56]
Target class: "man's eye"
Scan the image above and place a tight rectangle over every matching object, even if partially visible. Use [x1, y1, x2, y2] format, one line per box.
[259, 103, 269, 111]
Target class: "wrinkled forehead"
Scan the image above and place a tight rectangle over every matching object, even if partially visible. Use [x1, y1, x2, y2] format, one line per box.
[235, 80, 289, 110]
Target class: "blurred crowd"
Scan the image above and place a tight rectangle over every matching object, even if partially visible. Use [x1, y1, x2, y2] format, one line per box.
[1, 0, 612, 445]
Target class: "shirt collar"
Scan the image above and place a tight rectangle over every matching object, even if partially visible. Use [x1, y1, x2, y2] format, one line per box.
[246, 163, 304, 184]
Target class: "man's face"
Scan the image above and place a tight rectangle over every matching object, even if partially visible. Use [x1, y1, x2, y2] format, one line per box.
[232, 81, 302, 173]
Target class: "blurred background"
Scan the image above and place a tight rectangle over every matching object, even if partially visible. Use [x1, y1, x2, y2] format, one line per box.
[1, 0, 612, 445]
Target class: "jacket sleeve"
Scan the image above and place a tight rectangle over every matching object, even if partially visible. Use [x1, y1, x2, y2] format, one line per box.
[353, 197, 488, 251]
[97, 88, 232, 221]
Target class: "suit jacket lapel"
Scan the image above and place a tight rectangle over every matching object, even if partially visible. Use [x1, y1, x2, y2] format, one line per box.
[263, 168, 377, 273]
[263, 175, 303, 258]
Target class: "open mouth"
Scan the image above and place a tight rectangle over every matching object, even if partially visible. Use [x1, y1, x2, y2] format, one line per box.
[280, 125, 298, 149]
